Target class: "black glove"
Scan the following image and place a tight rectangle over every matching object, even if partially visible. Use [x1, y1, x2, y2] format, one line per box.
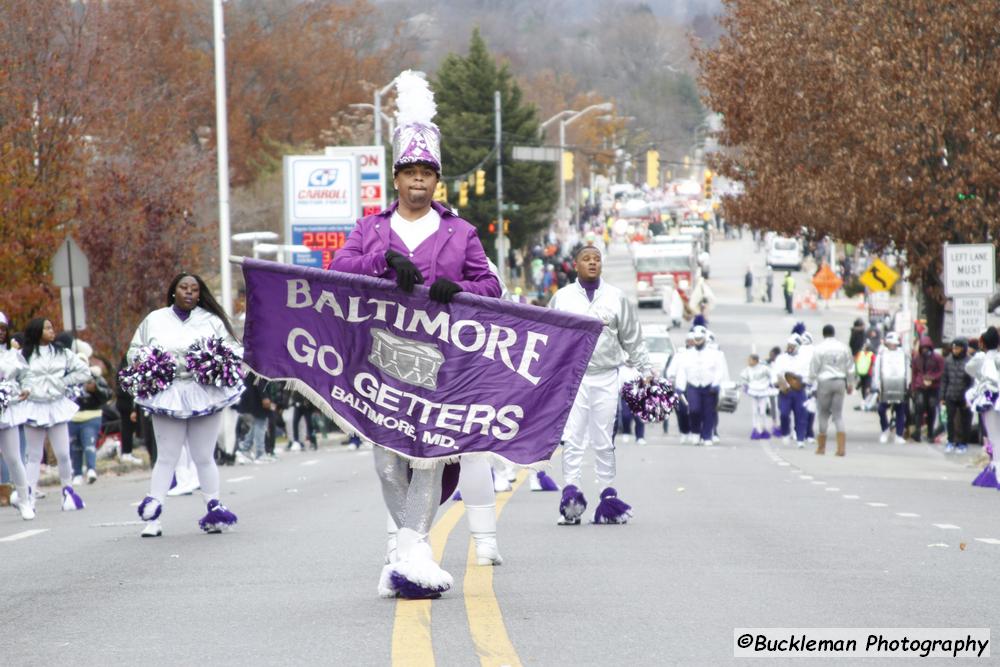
[429, 277, 462, 304]
[384, 250, 424, 293]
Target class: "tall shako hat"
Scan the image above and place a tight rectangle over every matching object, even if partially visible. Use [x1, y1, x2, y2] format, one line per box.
[392, 70, 441, 174]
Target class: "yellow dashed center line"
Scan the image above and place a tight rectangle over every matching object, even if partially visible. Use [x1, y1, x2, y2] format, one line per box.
[390, 470, 529, 667]
[464, 471, 527, 667]
[391, 500, 465, 666]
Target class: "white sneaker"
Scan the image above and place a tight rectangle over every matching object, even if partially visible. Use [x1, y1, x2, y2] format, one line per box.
[621, 434, 631, 443]
[879, 430, 890, 444]
[893, 434, 906, 445]
[636, 438, 647, 446]
[141, 520, 162, 537]
[13, 495, 34, 521]
[119, 453, 143, 465]
[712, 435, 721, 444]
[493, 475, 512, 493]
[166, 479, 200, 497]
[702, 439, 714, 447]
[796, 440, 805, 449]
[235, 451, 252, 465]
[782, 436, 791, 446]
[71, 475, 84, 486]
[86, 469, 97, 484]
[289, 441, 303, 452]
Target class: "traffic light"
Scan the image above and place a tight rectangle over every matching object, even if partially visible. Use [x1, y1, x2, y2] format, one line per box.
[488, 220, 496, 234]
[433, 181, 448, 202]
[562, 151, 574, 182]
[503, 219, 510, 234]
[703, 169, 713, 200]
[459, 182, 469, 207]
[475, 169, 486, 196]
[646, 150, 659, 188]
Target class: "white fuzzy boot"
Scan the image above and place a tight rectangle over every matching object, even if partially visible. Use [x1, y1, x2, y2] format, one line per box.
[465, 503, 503, 566]
[378, 527, 452, 599]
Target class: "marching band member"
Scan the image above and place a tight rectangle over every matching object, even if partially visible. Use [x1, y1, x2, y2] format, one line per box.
[872, 332, 910, 445]
[20, 317, 92, 511]
[128, 273, 243, 538]
[330, 71, 501, 597]
[675, 326, 726, 447]
[772, 335, 809, 448]
[739, 353, 777, 440]
[665, 332, 696, 443]
[0, 312, 34, 519]
[549, 244, 651, 524]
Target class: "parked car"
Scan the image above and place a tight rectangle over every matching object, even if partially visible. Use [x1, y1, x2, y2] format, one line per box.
[642, 324, 676, 375]
[766, 236, 803, 270]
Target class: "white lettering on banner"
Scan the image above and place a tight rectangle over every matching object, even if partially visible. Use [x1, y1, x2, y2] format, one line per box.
[351, 372, 522, 441]
[286, 279, 549, 385]
[287, 328, 344, 377]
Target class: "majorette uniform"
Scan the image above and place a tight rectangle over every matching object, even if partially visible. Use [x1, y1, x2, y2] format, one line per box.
[0, 346, 35, 519]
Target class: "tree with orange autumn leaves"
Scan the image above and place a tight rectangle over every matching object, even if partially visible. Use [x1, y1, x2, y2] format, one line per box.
[697, 0, 1000, 340]
[0, 0, 404, 363]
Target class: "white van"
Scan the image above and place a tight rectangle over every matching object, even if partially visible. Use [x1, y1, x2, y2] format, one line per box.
[766, 236, 803, 271]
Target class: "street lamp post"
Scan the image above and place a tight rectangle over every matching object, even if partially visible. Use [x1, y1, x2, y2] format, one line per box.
[212, 0, 232, 317]
[231, 231, 279, 259]
[350, 103, 395, 145]
[558, 103, 613, 222]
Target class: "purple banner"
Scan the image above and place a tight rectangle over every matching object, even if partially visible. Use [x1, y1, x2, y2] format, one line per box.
[240, 259, 602, 466]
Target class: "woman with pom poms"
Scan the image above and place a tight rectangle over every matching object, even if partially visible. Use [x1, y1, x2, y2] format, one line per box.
[0, 311, 35, 519]
[20, 317, 92, 511]
[125, 273, 243, 537]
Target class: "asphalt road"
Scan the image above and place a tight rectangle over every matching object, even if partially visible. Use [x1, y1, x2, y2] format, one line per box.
[3, 231, 997, 666]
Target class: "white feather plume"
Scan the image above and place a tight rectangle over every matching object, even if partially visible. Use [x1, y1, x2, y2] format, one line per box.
[394, 70, 437, 127]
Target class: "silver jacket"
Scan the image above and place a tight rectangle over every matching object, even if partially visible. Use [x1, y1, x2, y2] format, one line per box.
[549, 279, 651, 375]
[0, 348, 28, 391]
[809, 337, 854, 383]
[22, 345, 92, 403]
[128, 306, 242, 377]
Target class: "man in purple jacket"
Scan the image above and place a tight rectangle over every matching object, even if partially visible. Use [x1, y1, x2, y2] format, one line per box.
[328, 71, 501, 599]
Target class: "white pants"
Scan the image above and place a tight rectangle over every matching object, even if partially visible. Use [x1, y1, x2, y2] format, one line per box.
[25, 422, 72, 487]
[983, 411, 1000, 469]
[750, 396, 770, 432]
[562, 368, 618, 487]
[0, 427, 28, 493]
[149, 413, 222, 502]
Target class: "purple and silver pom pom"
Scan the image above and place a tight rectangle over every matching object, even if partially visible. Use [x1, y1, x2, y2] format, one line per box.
[621, 378, 680, 423]
[137, 495, 162, 521]
[186, 336, 244, 388]
[0, 380, 16, 413]
[593, 487, 633, 524]
[118, 346, 177, 399]
[972, 465, 998, 489]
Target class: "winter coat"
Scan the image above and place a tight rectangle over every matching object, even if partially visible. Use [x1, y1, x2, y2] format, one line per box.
[328, 200, 501, 298]
[941, 345, 972, 402]
[911, 336, 944, 392]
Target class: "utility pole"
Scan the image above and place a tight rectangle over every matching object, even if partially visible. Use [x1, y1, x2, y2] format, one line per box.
[495, 90, 506, 278]
[213, 0, 232, 317]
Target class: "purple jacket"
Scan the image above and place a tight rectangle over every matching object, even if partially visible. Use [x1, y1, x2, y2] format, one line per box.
[328, 201, 501, 298]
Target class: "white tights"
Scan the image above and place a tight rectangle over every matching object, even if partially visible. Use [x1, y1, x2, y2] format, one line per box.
[25, 422, 72, 488]
[751, 396, 770, 432]
[0, 427, 28, 495]
[983, 411, 1000, 469]
[149, 412, 222, 503]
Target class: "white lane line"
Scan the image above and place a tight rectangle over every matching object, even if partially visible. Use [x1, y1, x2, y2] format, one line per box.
[825, 487, 840, 492]
[896, 512, 920, 518]
[129, 501, 141, 507]
[0, 529, 49, 542]
[811, 480, 827, 485]
[227, 476, 254, 483]
[927, 543, 950, 548]
[776, 461, 790, 467]
[842, 495, 860, 500]
[301, 460, 320, 467]
[799, 475, 814, 480]
[974, 538, 1000, 545]
[933, 523, 961, 530]
[93, 521, 144, 528]
[866, 502, 888, 507]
